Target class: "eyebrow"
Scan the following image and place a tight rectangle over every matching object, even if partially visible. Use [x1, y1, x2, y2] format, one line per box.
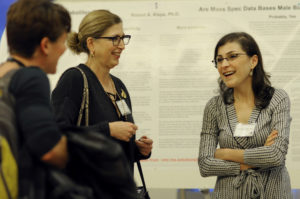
[100, 33, 126, 37]
[217, 50, 239, 57]
[113, 34, 126, 37]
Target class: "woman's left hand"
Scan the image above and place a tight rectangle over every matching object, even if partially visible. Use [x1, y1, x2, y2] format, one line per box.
[135, 136, 153, 156]
[240, 163, 254, 171]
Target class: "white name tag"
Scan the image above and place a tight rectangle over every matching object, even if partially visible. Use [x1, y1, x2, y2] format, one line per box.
[116, 99, 131, 116]
[234, 123, 256, 137]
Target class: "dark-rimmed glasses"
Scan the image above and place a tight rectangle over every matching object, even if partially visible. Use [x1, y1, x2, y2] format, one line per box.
[94, 35, 131, 46]
[212, 53, 247, 68]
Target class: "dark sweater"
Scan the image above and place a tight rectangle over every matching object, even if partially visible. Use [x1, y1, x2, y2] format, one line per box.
[51, 64, 147, 172]
[9, 66, 61, 199]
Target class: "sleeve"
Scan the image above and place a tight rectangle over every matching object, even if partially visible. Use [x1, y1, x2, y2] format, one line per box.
[134, 144, 151, 162]
[51, 67, 109, 133]
[51, 68, 83, 127]
[198, 97, 240, 177]
[244, 90, 291, 168]
[10, 67, 61, 158]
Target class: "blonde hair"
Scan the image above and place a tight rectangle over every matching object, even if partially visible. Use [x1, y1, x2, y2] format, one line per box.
[67, 10, 122, 54]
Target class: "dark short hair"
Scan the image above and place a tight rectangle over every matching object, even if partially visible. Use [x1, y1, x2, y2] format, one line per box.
[6, 0, 71, 58]
[214, 32, 274, 109]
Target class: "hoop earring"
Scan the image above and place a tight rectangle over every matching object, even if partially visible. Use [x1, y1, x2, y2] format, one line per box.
[91, 51, 95, 57]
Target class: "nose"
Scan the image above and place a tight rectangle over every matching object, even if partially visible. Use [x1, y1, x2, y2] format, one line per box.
[220, 58, 230, 68]
[117, 39, 125, 49]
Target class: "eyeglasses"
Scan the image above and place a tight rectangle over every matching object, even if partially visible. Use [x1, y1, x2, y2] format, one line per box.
[94, 35, 131, 46]
[212, 53, 247, 68]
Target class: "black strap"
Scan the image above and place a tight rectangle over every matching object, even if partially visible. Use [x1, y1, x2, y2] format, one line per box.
[137, 160, 147, 192]
[7, 57, 25, 67]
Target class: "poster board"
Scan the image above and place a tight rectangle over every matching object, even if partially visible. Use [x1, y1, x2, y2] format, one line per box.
[1, 0, 300, 189]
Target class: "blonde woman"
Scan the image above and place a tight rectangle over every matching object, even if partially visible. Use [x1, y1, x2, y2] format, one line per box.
[51, 10, 152, 198]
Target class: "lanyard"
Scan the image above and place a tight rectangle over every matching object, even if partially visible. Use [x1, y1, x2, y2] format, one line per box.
[105, 78, 129, 121]
[7, 57, 25, 67]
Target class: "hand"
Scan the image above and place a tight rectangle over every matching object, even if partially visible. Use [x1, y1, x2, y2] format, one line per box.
[41, 135, 68, 169]
[109, 121, 138, 142]
[240, 163, 254, 171]
[135, 136, 153, 156]
[264, 130, 278, 146]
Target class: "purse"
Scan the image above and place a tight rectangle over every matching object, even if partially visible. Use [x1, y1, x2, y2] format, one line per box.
[45, 67, 95, 199]
[47, 166, 94, 199]
[136, 160, 150, 199]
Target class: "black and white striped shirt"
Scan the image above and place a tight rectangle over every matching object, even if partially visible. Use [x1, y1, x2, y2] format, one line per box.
[198, 88, 292, 199]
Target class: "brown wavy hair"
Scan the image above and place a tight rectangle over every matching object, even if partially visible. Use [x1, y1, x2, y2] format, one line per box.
[214, 32, 274, 109]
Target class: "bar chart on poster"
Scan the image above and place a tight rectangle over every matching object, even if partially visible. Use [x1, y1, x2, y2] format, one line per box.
[1, 0, 300, 189]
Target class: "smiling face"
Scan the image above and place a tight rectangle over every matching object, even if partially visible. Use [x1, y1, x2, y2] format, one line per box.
[92, 23, 125, 70]
[216, 42, 258, 89]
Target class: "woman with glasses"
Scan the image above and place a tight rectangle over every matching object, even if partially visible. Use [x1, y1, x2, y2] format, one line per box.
[198, 32, 292, 198]
[51, 9, 152, 186]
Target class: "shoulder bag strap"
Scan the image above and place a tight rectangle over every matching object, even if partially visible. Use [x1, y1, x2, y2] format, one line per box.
[137, 160, 148, 192]
[74, 67, 89, 126]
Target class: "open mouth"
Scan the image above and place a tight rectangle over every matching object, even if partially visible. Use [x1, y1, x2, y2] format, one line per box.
[112, 52, 121, 58]
[223, 71, 235, 77]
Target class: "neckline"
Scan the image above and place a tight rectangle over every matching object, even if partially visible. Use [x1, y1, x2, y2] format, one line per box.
[225, 103, 261, 149]
[78, 64, 124, 118]
[79, 64, 118, 93]
[227, 102, 261, 124]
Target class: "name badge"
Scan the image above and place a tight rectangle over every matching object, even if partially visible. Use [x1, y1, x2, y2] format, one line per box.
[234, 123, 256, 137]
[116, 99, 131, 116]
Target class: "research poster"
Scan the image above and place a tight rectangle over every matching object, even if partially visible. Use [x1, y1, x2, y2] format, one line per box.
[1, 0, 299, 188]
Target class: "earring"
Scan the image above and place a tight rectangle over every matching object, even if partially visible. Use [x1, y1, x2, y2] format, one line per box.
[249, 69, 253, 76]
[91, 51, 95, 57]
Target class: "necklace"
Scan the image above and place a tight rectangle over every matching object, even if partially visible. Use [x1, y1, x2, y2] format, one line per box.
[106, 92, 116, 101]
[105, 76, 124, 119]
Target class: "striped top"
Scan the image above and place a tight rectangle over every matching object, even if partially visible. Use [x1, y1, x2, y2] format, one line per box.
[198, 88, 292, 199]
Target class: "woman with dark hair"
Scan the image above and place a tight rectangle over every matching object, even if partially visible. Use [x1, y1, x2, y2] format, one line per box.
[198, 32, 292, 198]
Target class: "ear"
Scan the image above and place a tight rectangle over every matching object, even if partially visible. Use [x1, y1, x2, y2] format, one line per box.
[250, 54, 258, 69]
[40, 37, 51, 56]
[86, 37, 95, 54]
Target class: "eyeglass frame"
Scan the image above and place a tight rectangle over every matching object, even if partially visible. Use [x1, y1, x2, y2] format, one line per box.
[212, 53, 247, 68]
[94, 35, 131, 46]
